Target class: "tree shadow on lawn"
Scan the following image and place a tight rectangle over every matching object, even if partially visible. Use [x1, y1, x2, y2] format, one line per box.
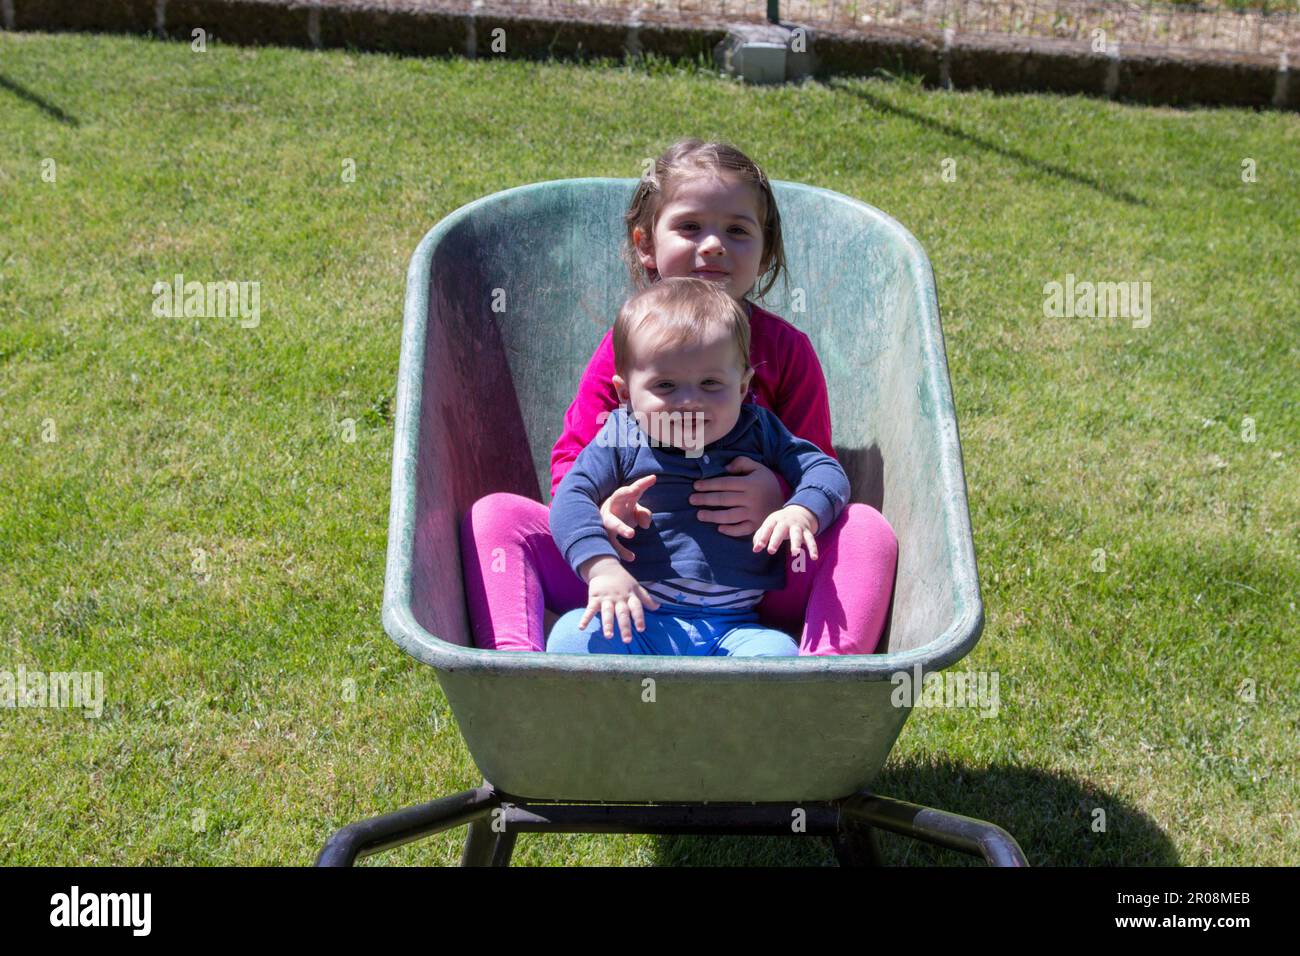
[825, 77, 1148, 209]
[650, 759, 1177, 866]
[0, 72, 80, 126]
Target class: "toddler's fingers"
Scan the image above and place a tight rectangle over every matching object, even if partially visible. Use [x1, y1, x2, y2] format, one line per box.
[601, 599, 615, 639]
[628, 595, 648, 632]
[578, 602, 597, 631]
[608, 517, 636, 538]
[789, 525, 804, 557]
[752, 516, 774, 552]
[615, 600, 634, 644]
[634, 584, 660, 612]
[607, 531, 634, 561]
[766, 521, 790, 555]
[618, 476, 655, 510]
[806, 532, 819, 561]
[635, 505, 652, 528]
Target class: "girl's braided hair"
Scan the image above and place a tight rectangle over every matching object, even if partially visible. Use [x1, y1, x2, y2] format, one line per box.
[622, 139, 788, 302]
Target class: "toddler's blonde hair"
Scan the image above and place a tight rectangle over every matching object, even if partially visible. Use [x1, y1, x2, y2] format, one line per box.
[613, 277, 752, 382]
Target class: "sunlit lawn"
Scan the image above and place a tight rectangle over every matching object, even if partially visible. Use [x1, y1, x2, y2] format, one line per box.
[0, 30, 1296, 865]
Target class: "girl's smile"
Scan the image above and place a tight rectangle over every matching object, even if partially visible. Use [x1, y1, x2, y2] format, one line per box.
[633, 174, 765, 302]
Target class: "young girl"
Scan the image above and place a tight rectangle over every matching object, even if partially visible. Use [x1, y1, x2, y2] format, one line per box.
[459, 138, 898, 655]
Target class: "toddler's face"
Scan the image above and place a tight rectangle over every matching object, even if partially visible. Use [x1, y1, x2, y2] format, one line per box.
[634, 174, 765, 302]
[613, 326, 754, 453]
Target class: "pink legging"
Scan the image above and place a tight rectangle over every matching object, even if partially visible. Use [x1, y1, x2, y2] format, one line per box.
[459, 493, 899, 655]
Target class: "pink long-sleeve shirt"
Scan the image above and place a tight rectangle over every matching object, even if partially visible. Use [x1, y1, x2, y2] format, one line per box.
[549, 301, 836, 498]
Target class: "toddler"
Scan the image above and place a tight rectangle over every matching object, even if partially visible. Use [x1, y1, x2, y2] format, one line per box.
[547, 277, 849, 656]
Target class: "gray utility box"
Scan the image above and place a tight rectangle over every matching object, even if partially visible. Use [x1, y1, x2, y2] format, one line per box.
[714, 22, 818, 85]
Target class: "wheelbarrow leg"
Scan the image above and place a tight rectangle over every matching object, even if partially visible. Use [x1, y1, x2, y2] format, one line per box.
[316, 785, 499, 866]
[839, 792, 1028, 867]
[462, 819, 518, 867]
[830, 819, 884, 866]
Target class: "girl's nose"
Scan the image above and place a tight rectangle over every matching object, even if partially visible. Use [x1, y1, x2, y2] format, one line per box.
[697, 231, 724, 254]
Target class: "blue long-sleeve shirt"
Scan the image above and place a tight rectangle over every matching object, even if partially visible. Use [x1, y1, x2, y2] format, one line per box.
[549, 403, 850, 592]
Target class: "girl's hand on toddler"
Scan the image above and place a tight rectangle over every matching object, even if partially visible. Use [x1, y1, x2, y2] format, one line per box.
[577, 556, 662, 643]
[691, 457, 784, 537]
[599, 474, 657, 562]
[752, 505, 820, 560]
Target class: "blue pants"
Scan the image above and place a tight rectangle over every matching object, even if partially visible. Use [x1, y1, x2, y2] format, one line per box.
[546, 604, 799, 657]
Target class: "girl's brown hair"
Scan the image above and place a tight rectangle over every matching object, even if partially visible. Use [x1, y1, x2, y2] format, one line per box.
[622, 139, 788, 301]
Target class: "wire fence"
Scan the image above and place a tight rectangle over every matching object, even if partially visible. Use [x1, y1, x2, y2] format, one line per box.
[445, 0, 1300, 55]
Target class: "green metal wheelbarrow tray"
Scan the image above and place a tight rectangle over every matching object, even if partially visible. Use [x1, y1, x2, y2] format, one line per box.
[317, 178, 1026, 867]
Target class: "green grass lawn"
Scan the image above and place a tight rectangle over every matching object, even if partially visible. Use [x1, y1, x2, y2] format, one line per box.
[1, 31, 1296, 866]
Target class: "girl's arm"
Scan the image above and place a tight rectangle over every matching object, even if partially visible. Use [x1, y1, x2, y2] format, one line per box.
[550, 330, 620, 498]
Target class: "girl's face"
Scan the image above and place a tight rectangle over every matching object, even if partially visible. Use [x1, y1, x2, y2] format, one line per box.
[633, 173, 766, 302]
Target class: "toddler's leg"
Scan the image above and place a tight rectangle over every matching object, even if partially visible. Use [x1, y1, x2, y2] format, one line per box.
[714, 624, 799, 657]
[459, 493, 588, 652]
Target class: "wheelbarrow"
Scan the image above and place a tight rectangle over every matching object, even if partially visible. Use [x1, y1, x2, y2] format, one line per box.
[317, 177, 1026, 867]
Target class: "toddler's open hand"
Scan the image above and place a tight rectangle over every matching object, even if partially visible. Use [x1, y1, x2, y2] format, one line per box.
[577, 556, 662, 643]
[600, 475, 656, 562]
[752, 505, 820, 560]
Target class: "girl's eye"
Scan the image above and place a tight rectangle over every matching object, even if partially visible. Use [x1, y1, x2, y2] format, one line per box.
[704, 380, 721, 386]
[654, 382, 674, 390]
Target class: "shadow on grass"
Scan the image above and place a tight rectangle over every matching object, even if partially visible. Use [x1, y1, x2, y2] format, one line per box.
[0, 72, 80, 126]
[649, 760, 1177, 866]
[826, 77, 1149, 209]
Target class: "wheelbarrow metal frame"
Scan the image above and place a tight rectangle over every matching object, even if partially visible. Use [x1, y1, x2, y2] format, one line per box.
[316, 782, 1027, 867]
